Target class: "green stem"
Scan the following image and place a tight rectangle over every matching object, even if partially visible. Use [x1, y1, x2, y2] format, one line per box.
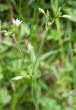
[13, 34, 23, 59]
[10, 91, 17, 110]
[52, 0, 66, 67]
[13, 34, 29, 73]
[67, 22, 75, 87]
[31, 31, 47, 110]
[31, 12, 56, 109]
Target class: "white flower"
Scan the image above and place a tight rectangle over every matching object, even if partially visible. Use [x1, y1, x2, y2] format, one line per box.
[12, 18, 22, 26]
[61, 15, 71, 19]
[5, 33, 9, 36]
[28, 43, 32, 50]
[39, 8, 45, 15]
[12, 76, 24, 80]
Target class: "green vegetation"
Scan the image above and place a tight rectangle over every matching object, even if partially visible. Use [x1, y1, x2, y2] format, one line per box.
[0, 0, 76, 110]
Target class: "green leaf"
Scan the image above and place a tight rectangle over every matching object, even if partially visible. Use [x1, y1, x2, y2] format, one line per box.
[20, 23, 30, 37]
[0, 88, 11, 105]
[70, 31, 76, 42]
[39, 96, 61, 110]
[47, 29, 60, 41]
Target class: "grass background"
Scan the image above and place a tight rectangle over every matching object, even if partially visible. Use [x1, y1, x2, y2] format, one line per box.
[0, 0, 76, 110]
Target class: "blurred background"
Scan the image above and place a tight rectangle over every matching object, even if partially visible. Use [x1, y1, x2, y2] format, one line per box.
[0, 0, 76, 110]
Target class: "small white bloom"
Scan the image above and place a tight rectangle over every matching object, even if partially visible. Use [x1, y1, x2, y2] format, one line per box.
[12, 76, 24, 80]
[12, 18, 22, 26]
[39, 8, 45, 15]
[28, 43, 32, 50]
[5, 33, 9, 36]
[61, 15, 71, 19]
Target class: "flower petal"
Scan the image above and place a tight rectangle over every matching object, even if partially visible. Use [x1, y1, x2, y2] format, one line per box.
[12, 76, 24, 80]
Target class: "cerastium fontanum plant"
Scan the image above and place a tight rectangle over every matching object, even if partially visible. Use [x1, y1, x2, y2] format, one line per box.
[0, 7, 71, 110]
